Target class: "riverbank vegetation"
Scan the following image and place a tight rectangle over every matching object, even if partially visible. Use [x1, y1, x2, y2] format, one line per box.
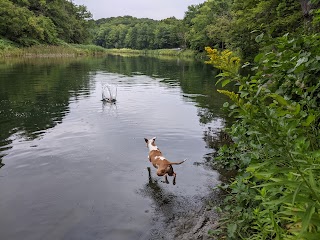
[0, 0, 310, 61]
[104, 48, 196, 58]
[90, 0, 307, 61]
[204, 2, 320, 239]
[0, 39, 106, 57]
[0, 0, 104, 57]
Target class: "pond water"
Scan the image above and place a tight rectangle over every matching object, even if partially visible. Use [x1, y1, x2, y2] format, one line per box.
[0, 55, 229, 240]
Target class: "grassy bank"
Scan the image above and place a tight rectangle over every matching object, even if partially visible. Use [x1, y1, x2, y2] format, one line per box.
[0, 39, 107, 57]
[104, 48, 198, 58]
[0, 41, 199, 59]
[0, 38, 201, 59]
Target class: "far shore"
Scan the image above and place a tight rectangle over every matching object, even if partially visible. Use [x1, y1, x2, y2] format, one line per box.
[0, 44, 200, 59]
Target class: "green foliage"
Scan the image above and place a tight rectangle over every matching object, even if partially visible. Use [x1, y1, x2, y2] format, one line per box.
[206, 33, 320, 239]
[0, 0, 92, 46]
[92, 0, 234, 51]
[185, 0, 232, 50]
[0, 38, 18, 50]
[229, 0, 303, 60]
[1, 0, 315, 58]
[93, 16, 182, 50]
[0, 40, 106, 57]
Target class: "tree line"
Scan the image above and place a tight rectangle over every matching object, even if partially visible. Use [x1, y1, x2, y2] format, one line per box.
[0, 0, 93, 46]
[93, 16, 183, 50]
[1, 0, 319, 58]
[93, 0, 319, 59]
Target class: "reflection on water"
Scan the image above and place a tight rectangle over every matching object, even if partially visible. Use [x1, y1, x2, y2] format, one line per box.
[0, 58, 92, 150]
[101, 100, 118, 116]
[0, 55, 230, 240]
[102, 55, 229, 121]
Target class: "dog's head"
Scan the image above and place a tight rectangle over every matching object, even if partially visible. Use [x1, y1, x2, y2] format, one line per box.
[156, 164, 173, 176]
[156, 167, 166, 176]
[144, 137, 156, 148]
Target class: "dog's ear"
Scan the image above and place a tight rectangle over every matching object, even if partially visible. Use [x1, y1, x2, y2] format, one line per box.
[152, 137, 156, 142]
[144, 138, 148, 143]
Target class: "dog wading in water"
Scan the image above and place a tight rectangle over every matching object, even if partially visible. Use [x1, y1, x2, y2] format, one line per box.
[144, 137, 186, 185]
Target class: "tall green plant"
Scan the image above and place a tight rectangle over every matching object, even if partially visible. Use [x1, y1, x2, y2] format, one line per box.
[206, 33, 320, 239]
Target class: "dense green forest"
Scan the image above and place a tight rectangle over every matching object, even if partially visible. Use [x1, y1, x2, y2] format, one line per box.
[0, 0, 93, 46]
[1, 0, 318, 59]
[74, 0, 316, 59]
[93, 16, 183, 49]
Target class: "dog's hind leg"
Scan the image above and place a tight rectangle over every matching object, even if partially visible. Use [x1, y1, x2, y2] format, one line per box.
[172, 173, 177, 185]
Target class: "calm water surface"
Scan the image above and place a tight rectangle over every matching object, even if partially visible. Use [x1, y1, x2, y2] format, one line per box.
[0, 56, 229, 240]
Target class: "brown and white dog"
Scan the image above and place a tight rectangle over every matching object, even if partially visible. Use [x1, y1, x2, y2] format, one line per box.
[144, 137, 186, 185]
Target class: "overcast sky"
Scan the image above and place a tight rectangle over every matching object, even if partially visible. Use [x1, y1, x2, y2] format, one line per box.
[72, 0, 206, 20]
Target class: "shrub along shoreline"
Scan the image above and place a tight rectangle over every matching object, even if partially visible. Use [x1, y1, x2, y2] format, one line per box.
[206, 33, 320, 239]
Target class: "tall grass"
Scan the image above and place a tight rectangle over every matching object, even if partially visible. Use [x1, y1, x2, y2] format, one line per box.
[105, 48, 197, 58]
[0, 38, 107, 57]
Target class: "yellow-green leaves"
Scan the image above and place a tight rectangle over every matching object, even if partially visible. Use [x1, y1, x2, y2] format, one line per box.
[217, 89, 243, 107]
[205, 47, 241, 74]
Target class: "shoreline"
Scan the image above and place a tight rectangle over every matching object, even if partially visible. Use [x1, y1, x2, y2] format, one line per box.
[0, 43, 202, 59]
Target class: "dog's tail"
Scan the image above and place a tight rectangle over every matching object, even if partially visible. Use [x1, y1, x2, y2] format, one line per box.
[169, 159, 187, 165]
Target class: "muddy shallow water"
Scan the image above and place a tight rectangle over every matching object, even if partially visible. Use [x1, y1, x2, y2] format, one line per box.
[0, 56, 229, 240]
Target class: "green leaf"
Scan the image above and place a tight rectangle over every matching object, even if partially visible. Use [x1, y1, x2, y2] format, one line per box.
[292, 103, 301, 115]
[301, 203, 315, 232]
[295, 57, 308, 69]
[255, 33, 264, 43]
[239, 91, 249, 97]
[254, 172, 272, 179]
[216, 72, 231, 78]
[301, 114, 316, 126]
[311, 150, 320, 158]
[222, 79, 231, 87]
[268, 93, 288, 106]
[254, 53, 264, 62]
[276, 109, 289, 117]
[246, 162, 269, 172]
[308, 170, 317, 194]
[227, 223, 237, 238]
[292, 182, 303, 205]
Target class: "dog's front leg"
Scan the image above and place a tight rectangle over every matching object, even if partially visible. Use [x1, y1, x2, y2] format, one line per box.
[162, 174, 169, 184]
